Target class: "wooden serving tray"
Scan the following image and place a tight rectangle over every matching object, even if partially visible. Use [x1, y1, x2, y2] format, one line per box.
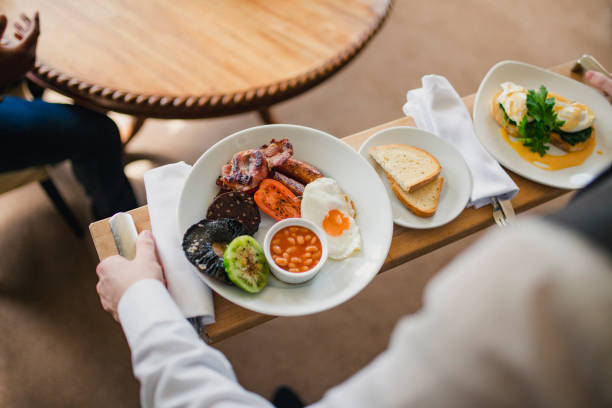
[90, 61, 581, 343]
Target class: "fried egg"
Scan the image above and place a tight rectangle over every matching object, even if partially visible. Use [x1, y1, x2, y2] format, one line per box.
[301, 177, 361, 260]
[496, 82, 595, 132]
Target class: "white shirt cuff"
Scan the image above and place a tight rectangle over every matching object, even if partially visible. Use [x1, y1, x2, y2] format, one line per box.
[118, 279, 186, 349]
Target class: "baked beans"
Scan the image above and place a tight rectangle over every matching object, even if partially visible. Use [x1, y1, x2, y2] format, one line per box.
[270, 226, 322, 273]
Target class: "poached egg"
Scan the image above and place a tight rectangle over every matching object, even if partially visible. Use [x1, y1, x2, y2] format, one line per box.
[496, 82, 528, 125]
[553, 98, 595, 132]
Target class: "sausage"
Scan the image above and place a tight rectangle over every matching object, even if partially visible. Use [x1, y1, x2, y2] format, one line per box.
[272, 172, 305, 196]
[276, 158, 323, 184]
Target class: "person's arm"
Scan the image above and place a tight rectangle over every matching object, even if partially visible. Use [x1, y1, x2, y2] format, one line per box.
[0, 12, 39, 91]
[311, 219, 612, 407]
[96, 231, 273, 408]
[98, 211, 612, 408]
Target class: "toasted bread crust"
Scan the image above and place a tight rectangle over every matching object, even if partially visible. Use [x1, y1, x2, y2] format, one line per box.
[549, 132, 592, 152]
[385, 172, 443, 218]
[370, 144, 441, 192]
[408, 167, 441, 192]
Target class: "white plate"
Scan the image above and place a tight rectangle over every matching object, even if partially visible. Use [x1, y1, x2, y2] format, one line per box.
[473, 60, 612, 189]
[358, 126, 472, 229]
[178, 124, 393, 316]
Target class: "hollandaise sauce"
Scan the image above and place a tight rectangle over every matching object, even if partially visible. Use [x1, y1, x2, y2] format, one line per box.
[548, 92, 595, 133]
[500, 128, 596, 171]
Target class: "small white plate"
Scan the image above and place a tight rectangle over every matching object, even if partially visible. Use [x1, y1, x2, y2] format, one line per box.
[178, 124, 393, 316]
[358, 126, 472, 229]
[473, 60, 612, 189]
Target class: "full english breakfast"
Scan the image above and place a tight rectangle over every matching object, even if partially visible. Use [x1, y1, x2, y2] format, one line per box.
[182, 138, 361, 293]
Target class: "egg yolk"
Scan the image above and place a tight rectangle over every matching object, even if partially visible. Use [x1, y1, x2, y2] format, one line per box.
[322, 209, 350, 237]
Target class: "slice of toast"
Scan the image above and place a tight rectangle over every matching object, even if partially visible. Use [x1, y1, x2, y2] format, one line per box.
[385, 172, 443, 218]
[549, 131, 592, 152]
[370, 144, 441, 192]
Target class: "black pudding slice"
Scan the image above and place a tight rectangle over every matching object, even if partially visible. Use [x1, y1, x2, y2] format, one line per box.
[207, 192, 261, 234]
[182, 218, 251, 285]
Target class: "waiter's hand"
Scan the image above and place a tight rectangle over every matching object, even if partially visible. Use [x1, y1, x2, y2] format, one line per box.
[585, 70, 612, 103]
[0, 12, 40, 88]
[96, 230, 164, 321]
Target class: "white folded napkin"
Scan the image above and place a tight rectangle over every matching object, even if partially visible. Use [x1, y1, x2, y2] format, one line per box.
[144, 162, 215, 324]
[403, 75, 518, 208]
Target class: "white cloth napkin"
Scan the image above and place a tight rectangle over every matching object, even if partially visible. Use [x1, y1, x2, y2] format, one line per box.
[403, 75, 519, 208]
[144, 162, 215, 324]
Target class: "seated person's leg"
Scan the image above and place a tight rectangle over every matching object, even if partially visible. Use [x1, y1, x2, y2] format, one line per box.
[0, 96, 137, 218]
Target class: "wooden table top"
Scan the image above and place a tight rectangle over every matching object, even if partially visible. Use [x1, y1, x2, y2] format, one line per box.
[90, 61, 583, 343]
[6, 0, 392, 118]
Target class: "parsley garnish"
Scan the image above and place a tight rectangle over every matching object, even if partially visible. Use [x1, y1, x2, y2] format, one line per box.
[499, 103, 516, 126]
[516, 85, 565, 156]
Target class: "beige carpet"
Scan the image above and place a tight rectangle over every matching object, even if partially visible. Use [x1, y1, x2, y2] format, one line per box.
[1, 1, 610, 406]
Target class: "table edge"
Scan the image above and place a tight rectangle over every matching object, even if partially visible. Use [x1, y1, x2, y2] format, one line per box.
[27, 0, 393, 119]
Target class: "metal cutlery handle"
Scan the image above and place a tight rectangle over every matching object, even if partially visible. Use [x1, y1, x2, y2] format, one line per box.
[188, 317, 212, 344]
[498, 198, 515, 223]
[109, 212, 139, 260]
[492, 197, 515, 227]
[573, 54, 611, 77]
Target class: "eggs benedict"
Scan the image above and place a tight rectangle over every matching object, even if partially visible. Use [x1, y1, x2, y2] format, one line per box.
[492, 82, 595, 153]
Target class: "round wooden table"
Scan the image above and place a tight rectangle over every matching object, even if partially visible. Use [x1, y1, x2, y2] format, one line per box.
[6, 0, 391, 129]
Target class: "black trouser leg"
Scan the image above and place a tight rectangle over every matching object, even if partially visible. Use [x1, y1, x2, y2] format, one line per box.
[0, 97, 138, 219]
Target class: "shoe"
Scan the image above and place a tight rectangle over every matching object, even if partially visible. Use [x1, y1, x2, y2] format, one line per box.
[272, 386, 304, 408]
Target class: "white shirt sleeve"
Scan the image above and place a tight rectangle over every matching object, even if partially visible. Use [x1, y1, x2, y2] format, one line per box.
[118, 279, 274, 408]
[312, 219, 612, 408]
[119, 219, 612, 408]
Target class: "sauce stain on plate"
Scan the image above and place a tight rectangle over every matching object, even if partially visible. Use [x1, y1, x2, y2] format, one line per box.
[500, 128, 596, 171]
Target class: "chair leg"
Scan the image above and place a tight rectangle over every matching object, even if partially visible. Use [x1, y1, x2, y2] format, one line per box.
[39, 179, 84, 238]
[25, 78, 46, 99]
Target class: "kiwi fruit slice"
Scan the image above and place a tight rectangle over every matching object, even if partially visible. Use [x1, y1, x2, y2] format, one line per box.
[223, 235, 269, 293]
